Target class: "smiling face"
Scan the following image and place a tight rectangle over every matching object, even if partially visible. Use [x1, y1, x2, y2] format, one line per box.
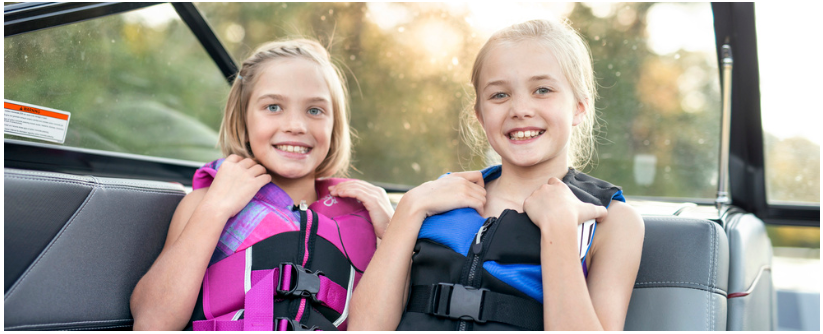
[475, 40, 585, 171]
[245, 57, 334, 182]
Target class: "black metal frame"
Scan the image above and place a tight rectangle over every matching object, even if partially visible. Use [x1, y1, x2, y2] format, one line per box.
[4, 2, 160, 37]
[4, 139, 201, 185]
[171, 2, 238, 84]
[3, 2, 820, 223]
[711, 2, 819, 226]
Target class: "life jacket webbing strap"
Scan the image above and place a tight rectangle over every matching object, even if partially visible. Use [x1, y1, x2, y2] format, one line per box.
[406, 284, 544, 331]
[194, 266, 348, 331]
[193, 317, 320, 331]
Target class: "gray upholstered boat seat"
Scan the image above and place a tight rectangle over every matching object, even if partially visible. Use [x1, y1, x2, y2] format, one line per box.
[4, 168, 185, 330]
[725, 212, 776, 330]
[624, 216, 729, 331]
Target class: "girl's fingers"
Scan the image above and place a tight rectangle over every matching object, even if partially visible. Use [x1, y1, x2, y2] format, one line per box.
[255, 173, 272, 186]
[225, 154, 242, 163]
[580, 203, 608, 223]
[249, 164, 268, 176]
[238, 157, 258, 169]
[451, 171, 485, 187]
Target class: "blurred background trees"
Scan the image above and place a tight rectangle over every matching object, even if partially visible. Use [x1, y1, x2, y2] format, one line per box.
[4, 2, 819, 207]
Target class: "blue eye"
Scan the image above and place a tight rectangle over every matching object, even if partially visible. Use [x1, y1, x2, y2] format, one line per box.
[491, 92, 508, 100]
[267, 104, 282, 112]
[308, 108, 324, 116]
[535, 87, 551, 94]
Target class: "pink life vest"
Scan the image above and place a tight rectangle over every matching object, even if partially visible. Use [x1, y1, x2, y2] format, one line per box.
[186, 159, 376, 331]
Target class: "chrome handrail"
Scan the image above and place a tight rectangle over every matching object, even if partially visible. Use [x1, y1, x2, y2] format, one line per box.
[716, 44, 733, 211]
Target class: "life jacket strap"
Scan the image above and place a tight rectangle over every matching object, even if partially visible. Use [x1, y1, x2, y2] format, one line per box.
[193, 317, 320, 331]
[406, 283, 544, 330]
[194, 263, 348, 331]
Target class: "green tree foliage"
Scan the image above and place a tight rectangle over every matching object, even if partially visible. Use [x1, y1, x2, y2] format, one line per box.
[4, 2, 819, 207]
[4, 4, 227, 162]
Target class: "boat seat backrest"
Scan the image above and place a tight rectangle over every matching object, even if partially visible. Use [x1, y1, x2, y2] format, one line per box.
[624, 216, 729, 330]
[725, 212, 776, 330]
[4, 168, 184, 330]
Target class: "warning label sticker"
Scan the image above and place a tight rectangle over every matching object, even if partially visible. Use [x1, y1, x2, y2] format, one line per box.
[4, 99, 71, 144]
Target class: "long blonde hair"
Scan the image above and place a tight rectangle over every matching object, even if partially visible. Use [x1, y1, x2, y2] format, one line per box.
[217, 39, 351, 178]
[463, 19, 598, 170]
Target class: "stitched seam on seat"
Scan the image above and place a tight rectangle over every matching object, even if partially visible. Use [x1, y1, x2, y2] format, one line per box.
[632, 285, 727, 295]
[4, 187, 97, 298]
[7, 174, 183, 194]
[66, 324, 131, 331]
[6, 175, 183, 196]
[642, 216, 718, 224]
[98, 185, 184, 195]
[634, 281, 720, 289]
[5, 319, 132, 330]
[5, 169, 94, 182]
[706, 219, 714, 331]
[712, 218, 718, 331]
[5, 175, 95, 188]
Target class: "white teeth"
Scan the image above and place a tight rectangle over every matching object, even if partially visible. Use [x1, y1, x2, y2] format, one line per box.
[276, 145, 309, 154]
[509, 130, 543, 140]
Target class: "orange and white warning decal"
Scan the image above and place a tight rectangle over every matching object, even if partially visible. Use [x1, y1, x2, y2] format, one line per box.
[4, 99, 71, 144]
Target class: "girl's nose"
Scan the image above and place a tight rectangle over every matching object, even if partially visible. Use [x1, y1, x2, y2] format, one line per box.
[509, 95, 535, 119]
[283, 111, 307, 134]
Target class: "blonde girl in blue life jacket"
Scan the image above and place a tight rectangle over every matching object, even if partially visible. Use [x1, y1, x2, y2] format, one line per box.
[349, 19, 645, 330]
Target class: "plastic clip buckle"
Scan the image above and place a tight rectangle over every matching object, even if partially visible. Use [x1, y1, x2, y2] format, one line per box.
[277, 262, 322, 302]
[274, 317, 319, 331]
[431, 283, 487, 323]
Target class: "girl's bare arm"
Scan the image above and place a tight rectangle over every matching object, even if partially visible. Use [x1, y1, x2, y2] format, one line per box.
[130, 155, 271, 330]
[539, 201, 644, 330]
[130, 189, 229, 330]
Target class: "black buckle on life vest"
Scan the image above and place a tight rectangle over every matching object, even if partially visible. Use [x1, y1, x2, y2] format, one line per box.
[274, 317, 319, 331]
[431, 283, 488, 323]
[277, 263, 322, 302]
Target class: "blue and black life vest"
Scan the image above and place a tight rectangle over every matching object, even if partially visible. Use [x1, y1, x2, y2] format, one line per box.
[397, 165, 624, 330]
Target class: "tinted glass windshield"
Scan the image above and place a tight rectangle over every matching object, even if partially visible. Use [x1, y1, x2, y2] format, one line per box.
[196, 2, 720, 198]
[4, 4, 228, 162]
[755, 3, 820, 205]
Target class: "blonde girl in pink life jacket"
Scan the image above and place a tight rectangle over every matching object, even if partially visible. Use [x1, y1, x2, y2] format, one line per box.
[130, 39, 393, 331]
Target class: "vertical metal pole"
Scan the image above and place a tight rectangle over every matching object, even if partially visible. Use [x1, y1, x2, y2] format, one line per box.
[716, 44, 733, 210]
